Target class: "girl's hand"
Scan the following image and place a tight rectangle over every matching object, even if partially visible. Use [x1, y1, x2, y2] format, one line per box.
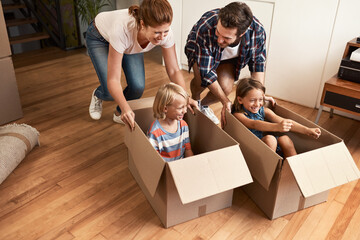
[308, 128, 321, 139]
[121, 110, 135, 131]
[278, 119, 293, 132]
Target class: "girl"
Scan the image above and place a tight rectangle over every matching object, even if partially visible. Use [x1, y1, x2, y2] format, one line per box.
[232, 78, 321, 158]
[148, 83, 194, 162]
[86, 0, 197, 130]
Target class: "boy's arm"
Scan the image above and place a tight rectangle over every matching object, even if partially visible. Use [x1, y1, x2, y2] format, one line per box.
[185, 149, 194, 158]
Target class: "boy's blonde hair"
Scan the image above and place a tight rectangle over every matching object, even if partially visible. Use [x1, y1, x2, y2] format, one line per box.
[153, 83, 189, 119]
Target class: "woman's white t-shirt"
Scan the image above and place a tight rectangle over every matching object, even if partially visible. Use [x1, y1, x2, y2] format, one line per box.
[95, 9, 175, 54]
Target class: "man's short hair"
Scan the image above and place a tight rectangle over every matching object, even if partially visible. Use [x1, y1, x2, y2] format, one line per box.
[218, 2, 253, 37]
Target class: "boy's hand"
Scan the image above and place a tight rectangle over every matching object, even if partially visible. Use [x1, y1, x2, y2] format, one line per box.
[278, 119, 293, 132]
[308, 128, 321, 139]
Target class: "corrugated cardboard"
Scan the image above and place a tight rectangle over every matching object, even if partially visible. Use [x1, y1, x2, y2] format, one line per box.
[0, 57, 23, 125]
[125, 97, 253, 227]
[224, 105, 360, 219]
[0, 3, 11, 58]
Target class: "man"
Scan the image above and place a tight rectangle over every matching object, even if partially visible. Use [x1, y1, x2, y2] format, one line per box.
[185, 2, 272, 127]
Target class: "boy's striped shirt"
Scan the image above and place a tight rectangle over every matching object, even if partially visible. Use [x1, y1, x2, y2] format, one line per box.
[147, 119, 192, 162]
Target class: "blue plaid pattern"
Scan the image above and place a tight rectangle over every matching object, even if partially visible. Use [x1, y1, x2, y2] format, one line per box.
[185, 9, 266, 87]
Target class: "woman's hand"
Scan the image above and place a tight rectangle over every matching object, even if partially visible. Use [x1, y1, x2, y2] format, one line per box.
[121, 110, 135, 131]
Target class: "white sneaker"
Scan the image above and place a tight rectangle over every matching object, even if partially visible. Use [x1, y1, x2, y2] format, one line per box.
[201, 105, 220, 125]
[89, 90, 102, 120]
[113, 112, 125, 125]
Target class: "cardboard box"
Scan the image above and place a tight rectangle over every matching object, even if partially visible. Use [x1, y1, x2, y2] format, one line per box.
[224, 105, 360, 219]
[0, 57, 23, 125]
[125, 97, 253, 228]
[0, 3, 12, 58]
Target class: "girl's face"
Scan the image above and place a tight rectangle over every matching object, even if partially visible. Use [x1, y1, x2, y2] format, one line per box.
[237, 88, 264, 114]
[141, 22, 171, 45]
[164, 94, 187, 121]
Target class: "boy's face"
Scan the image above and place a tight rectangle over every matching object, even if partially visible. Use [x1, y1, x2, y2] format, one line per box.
[237, 88, 264, 114]
[164, 94, 188, 121]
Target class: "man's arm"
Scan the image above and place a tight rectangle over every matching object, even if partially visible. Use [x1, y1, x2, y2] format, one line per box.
[251, 72, 265, 85]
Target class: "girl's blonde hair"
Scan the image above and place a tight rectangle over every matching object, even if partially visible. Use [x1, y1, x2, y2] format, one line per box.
[153, 83, 189, 119]
[232, 77, 266, 113]
[128, 0, 173, 28]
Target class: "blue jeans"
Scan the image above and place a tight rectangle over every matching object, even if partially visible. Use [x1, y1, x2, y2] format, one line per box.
[86, 21, 145, 112]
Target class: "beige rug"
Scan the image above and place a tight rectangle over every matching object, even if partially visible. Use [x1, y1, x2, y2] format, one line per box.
[0, 123, 40, 184]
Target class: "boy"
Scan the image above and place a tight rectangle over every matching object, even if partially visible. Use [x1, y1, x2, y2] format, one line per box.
[148, 83, 194, 161]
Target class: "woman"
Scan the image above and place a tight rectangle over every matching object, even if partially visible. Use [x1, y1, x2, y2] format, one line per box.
[86, 0, 196, 130]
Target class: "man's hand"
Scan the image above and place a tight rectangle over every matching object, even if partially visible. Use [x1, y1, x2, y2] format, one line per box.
[187, 97, 199, 114]
[265, 95, 276, 106]
[221, 101, 232, 128]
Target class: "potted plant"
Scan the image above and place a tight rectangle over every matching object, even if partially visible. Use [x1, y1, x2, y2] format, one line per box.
[76, 0, 111, 26]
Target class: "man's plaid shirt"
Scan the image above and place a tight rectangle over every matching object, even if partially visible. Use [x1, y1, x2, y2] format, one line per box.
[185, 8, 266, 87]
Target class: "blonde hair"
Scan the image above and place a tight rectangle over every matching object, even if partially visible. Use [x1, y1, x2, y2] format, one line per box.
[128, 0, 173, 28]
[232, 77, 266, 113]
[153, 83, 189, 119]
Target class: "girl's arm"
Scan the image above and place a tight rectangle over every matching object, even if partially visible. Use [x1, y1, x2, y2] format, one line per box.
[233, 109, 291, 133]
[234, 109, 290, 132]
[265, 108, 321, 139]
[162, 45, 198, 113]
[107, 45, 135, 130]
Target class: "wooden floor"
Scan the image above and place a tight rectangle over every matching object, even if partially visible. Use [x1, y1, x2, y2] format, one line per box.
[1, 46, 359, 240]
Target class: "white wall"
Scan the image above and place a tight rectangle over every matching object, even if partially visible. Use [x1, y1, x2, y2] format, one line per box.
[265, 0, 339, 108]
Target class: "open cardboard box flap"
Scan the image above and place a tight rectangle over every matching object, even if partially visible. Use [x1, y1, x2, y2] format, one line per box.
[168, 145, 252, 204]
[125, 97, 166, 196]
[125, 121, 166, 196]
[287, 141, 360, 198]
[224, 111, 280, 190]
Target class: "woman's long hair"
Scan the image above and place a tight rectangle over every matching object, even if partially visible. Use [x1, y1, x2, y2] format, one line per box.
[129, 0, 173, 28]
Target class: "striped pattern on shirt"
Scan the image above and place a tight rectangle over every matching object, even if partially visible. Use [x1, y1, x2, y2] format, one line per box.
[147, 119, 192, 162]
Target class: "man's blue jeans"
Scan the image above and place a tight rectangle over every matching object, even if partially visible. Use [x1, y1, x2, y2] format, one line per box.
[86, 21, 145, 112]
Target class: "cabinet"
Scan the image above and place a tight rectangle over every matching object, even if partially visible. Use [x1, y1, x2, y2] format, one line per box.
[315, 39, 360, 123]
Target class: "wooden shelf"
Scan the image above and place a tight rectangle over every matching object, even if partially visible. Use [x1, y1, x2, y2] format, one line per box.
[315, 38, 360, 123]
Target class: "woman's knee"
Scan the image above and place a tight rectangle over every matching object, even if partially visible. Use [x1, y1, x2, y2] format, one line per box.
[124, 81, 145, 100]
